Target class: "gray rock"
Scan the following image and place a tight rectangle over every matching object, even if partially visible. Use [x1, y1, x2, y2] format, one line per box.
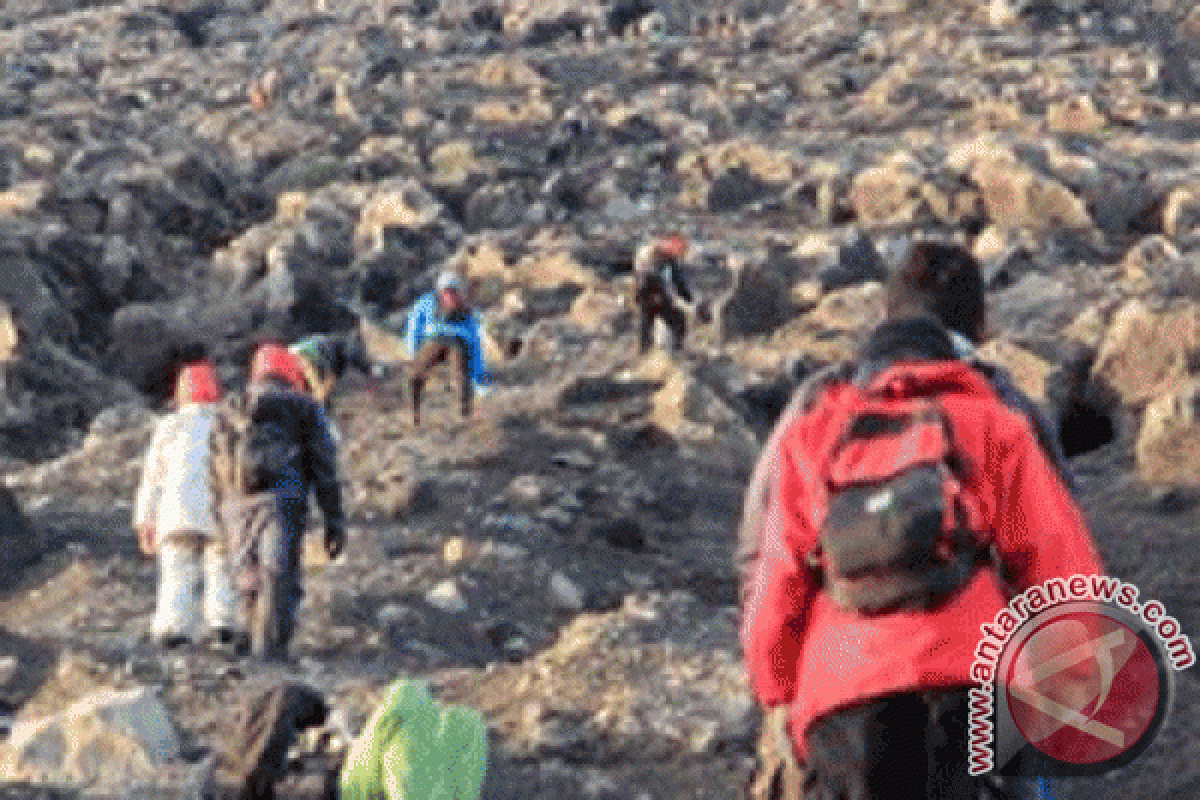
[425, 580, 469, 614]
[549, 571, 586, 611]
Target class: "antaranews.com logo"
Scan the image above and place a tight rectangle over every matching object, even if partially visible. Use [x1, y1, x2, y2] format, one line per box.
[968, 574, 1195, 777]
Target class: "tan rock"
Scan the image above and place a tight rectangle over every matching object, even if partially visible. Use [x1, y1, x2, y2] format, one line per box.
[22, 145, 54, 168]
[0, 303, 17, 363]
[443, 536, 468, 566]
[0, 182, 47, 217]
[1119, 235, 1181, 290]
[972, 225, 1015, 261]
[1045, 94, 1107, 135]
[275, 191, 310, 221]
[1092, 299, 1200, 408]
[474, 55, 545, 89]
[430, 140, 484, 183]
[969, 158, 1092, 232]
[0, 687, 180, 787]
[1181, 7, 1200, 38]
[807, 282, 886, 332]
[945, 137, 1019, 173]
[790, 280, 824, 310]
[848, 161, 928, 227]
[1136, 381, 1200, 487]
[1062, 306, 1108, 349]
[514, 251, 595, 290]
[861, 63, 912, 109]
[1162, 187, 1200, 239]
[569, 287, 624, 331]
[354, 180, 442, 254]
[977, 338, 1052, 402]
[473, 99, 555, 126]
[706, 139, 796, 183]
[971, 99, 1027, 132]
[357, 136, 424, 173]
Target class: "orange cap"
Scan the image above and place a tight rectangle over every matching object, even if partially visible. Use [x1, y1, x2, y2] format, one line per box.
[250, 343, 310, 392]
[175, 361, 223, 405]
[655, 234, 689, 261]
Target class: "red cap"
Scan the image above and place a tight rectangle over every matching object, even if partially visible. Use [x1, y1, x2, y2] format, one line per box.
[175, 361, 223, 405]
[655, 234, 689, 261]
[250, 343, 310, 392]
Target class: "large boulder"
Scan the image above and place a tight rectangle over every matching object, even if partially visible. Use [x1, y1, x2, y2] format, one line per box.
[0, 687, 181, 787]
[847, 160, 930, 227]
[103, 304, 204, 402]
[354, 180, 447, 256]
[976, 338, 1053, 403]
[0, 242, 78, 346]
[1136, 381, 1200, 487]
[1091, 299, 1200, 408]
[950, 142, 1093, 232]
[718, 264, 796, 338]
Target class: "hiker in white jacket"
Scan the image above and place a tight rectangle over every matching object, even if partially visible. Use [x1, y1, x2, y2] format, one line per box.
[133, 361, 236, 648]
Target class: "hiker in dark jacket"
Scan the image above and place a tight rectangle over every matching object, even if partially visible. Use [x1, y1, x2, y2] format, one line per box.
[290, 330, 375, 412]
[741, 311, 1103, 800]
[211, 343, 347, 659]
[634, 234, 697, 354]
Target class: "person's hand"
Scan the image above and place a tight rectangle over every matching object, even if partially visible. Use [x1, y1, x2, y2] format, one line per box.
[324, 525, 347, 560]
[137, 525, 156, 557]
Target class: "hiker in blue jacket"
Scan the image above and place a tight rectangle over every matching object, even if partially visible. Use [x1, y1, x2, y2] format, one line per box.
[405, 270, 490, 426]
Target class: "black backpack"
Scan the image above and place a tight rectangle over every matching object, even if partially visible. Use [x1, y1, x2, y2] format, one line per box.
[212, 390, 302, 494]
[806, 393, 991, 615]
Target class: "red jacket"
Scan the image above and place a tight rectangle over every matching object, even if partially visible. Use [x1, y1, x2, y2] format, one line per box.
[740, 361, 1104, 757]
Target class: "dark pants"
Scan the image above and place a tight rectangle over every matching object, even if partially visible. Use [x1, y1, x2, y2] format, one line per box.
[410, 336, 472, 422]
[225, 491, 308, 657]
[801, 690, 994, 800]
[638, 300, 687, 354]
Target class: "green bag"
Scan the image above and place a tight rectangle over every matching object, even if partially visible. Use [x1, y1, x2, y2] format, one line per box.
[340, 679, 487, 800]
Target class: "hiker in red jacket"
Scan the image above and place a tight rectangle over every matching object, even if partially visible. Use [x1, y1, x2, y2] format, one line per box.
[740, 309, 1105, 799]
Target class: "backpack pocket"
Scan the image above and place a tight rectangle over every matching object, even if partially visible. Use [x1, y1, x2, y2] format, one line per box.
[814, 403, 984, 614]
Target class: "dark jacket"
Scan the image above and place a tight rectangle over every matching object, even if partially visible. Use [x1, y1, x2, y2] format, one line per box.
[212, 382, 345, 539]
[636, 258, 693, 307]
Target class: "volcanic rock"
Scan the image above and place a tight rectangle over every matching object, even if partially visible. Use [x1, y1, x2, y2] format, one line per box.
[0, 687, 180, 788]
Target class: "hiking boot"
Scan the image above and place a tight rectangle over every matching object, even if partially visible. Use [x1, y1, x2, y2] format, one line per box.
[204, 627, 242, 655]
[158, 633, 190, 650]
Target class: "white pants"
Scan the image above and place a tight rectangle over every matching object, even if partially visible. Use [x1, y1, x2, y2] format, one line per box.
[153, 532, 236, 639]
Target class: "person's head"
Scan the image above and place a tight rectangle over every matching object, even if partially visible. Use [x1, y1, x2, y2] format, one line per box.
[435, 270, 466, 312]
[885, 241, 986, 344]
[250, 343, 310, 392]
[174, 361, 223, 406]
[636, 234, 689, 272]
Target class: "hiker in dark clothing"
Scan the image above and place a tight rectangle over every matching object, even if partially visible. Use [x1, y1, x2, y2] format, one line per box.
[210, 343, 347, 659]
[634, 234, 697, 354]
[290, 330, 375, 412]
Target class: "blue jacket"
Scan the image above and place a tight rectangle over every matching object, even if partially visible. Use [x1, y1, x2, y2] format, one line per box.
[404, 291, 491, 388]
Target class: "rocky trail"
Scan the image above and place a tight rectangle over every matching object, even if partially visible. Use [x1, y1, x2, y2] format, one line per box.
[0, 0, 1197, 797]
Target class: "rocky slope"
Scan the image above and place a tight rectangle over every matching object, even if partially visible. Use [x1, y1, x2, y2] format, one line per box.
[0, 0, 1198, 797]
